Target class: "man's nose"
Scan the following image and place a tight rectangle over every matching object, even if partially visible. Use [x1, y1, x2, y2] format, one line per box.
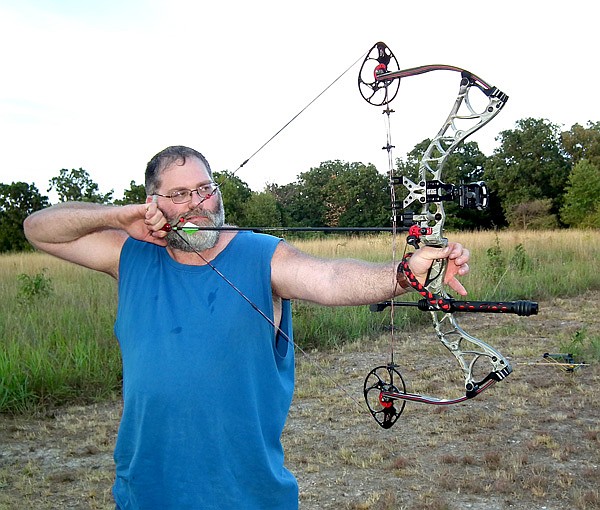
[188, 189, 204, 207]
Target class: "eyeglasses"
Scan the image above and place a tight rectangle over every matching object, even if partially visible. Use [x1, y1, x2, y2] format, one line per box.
[154, 183, 218, 204]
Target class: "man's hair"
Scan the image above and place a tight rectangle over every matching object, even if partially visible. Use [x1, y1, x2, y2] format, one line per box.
[145, 146, 213, 195]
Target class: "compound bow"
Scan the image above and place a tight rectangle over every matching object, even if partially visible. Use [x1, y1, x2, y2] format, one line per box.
[358, 42, 539, 429]
[161, 41, 539, 429]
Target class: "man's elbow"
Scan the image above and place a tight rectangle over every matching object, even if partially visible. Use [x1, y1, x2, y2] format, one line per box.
[23, 212, 43, 248]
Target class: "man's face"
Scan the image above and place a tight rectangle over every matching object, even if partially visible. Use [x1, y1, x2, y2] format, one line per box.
[153, 157, 225, 252]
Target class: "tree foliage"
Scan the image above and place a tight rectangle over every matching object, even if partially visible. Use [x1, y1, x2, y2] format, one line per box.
[214, 170, 252, 226]
[243, 191, 283, 227]
[561, 121, 600, 168]
[485, 118, 571, 221]
[269, 161, 389, 228]
[0, 182, 49, 251]
[115, 181, 147, 205]
[560, 159, 600, 228]
[6, 115, 600, 253]
[48, 168, 113, 203]
[505, 199, 559, 230]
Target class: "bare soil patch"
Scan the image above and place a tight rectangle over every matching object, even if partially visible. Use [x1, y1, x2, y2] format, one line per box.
[1, 292, 598, 509]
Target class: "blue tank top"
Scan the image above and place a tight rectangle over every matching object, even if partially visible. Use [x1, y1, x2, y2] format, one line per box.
[113, 232, 297, 509]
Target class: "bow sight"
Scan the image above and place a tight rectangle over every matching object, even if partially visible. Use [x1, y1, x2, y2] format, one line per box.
[401, 178, 489, 210]
[395, 177, 489, 243]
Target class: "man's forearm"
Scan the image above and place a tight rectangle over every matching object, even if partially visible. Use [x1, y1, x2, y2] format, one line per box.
[24, 202, 124, 246]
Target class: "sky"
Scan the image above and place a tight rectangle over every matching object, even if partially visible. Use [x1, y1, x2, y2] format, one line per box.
[1, 0, 598, 201]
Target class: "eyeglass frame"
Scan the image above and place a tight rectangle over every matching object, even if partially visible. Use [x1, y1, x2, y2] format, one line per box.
[153, 182, 219, 204]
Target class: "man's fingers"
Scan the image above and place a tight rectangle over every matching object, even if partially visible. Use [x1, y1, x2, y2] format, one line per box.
[144, 203, 169, 232]
[447, 278, 468, 296]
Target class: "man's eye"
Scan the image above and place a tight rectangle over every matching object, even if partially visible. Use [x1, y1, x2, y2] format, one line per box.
[172, 190, 190, 198]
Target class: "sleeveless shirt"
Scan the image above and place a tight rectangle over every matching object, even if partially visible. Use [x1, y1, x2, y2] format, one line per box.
[113, 232, 297, 509]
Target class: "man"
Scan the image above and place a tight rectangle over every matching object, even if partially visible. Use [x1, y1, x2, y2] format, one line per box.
[24, 145, 470, 509]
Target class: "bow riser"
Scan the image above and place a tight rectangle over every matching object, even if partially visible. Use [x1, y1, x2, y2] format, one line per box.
[401, 77, 507, 250]
[431, 311, 513, 395]
[407, 75, 512, 399]
[403, 76, 508, 215]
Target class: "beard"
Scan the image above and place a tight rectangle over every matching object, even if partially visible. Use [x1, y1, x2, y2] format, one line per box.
[165, 197, 225, 252]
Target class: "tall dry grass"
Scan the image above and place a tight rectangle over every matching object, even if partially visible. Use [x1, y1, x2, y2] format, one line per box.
[1, 229, 598, 412]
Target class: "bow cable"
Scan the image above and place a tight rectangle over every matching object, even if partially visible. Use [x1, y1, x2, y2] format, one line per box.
[170, 226, 366, 412]
[229, 50, 368, 178]
[158, 50, 378, 416]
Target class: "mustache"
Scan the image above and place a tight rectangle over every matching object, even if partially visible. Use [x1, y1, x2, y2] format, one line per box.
[169, 209, 209, 224]
[182, 210, 208, 221]
[168, 204, 224, 228]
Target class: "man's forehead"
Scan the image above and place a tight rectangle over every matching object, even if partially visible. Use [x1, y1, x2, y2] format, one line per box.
[162, 156, 210, 178]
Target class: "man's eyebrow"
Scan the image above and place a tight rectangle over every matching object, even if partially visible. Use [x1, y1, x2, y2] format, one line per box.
[168, 180, 213, 191]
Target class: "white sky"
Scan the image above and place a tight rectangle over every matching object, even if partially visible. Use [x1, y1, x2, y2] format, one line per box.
[0, 0, 597, 200]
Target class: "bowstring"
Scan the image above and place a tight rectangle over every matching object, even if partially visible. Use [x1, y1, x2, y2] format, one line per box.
[229, 50, 368, 178]
[164, 48, 388, 416]
[382, 98, 398, 367]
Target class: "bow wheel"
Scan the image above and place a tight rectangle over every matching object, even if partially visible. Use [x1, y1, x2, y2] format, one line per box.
[364, 364, 406, 429]
[358, 41, 400, 106]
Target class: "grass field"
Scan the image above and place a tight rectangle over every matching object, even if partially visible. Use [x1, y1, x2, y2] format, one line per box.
[0, 290, 598, 509]
[1, 229, 599, 413]
[0, 229, 599, 509]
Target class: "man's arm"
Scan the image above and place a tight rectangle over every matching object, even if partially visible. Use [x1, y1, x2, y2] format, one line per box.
[271, 241, 470, 306]
[23, 201, 168, 278]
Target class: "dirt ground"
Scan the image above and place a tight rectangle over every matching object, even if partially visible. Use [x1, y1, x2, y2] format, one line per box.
[1, 292, 598, 510]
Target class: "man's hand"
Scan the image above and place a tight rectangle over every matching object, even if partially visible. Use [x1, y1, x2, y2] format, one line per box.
[112, 202, 169, 247]
[408, 243, 470, 296]
[142, 201, 169, 245]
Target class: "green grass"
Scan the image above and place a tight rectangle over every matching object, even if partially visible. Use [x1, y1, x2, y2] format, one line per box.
[1, 229, 599, 413]
[0, 254, 121, 413]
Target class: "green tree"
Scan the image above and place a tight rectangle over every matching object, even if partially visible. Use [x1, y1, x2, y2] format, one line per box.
[0, 182, 49, 252]
[267, 164, 335, 228]
[266, 182, 296, 227]
[243, 191, 283, 227]
[505, 199, 559, 230]
[560, 159, 600, 228]
[115, 180, 147, 205]
[396, 139, 428, 187]
[329, 162, 389, 228]
[213, 170, 252, 226]
[561, 121, 600, 168]
[485, 118, 571, 222]
[272, 161, 389, 229]
[289, 162, 340, 227]
[48, 168, 113, 203]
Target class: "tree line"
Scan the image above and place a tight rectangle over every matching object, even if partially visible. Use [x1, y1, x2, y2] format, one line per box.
[2, 117, 599, 252]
